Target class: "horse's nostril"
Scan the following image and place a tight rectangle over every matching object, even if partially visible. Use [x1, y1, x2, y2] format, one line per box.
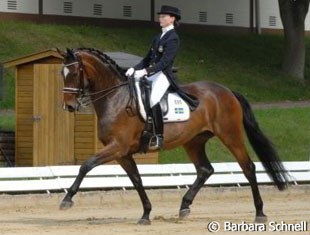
[66, 105, 75, 112]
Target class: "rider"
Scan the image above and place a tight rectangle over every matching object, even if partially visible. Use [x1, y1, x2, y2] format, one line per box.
[125, 5, 199, 150]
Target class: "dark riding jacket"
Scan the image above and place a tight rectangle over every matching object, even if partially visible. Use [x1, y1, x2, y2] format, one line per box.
[134, 29, 199, 110]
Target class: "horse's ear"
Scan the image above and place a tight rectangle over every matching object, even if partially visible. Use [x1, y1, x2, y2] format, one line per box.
[55, 47, 66, 58]
[66, 48, 75, 59]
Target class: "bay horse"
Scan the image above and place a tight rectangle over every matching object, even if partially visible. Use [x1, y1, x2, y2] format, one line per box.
[58, 48, 288, 225]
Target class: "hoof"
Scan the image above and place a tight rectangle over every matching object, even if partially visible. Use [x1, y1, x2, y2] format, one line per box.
[179, 208, 191, 219]
[59, 200, 74, 210]
[255, 215, 267, 223]
[137, 218, 151, 225]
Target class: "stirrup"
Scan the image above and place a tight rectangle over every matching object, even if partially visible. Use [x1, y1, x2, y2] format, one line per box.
[148, 135, 164, 151]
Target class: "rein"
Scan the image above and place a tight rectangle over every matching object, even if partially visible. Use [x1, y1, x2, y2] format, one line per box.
[81, 82, 129, 105]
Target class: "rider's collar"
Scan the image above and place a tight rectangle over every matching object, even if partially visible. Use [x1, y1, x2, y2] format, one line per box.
[161, 24, 174, 34]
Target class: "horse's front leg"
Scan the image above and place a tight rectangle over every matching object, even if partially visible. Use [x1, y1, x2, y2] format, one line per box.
[117, 155, 152, 225]
[60, 143, 123, 210]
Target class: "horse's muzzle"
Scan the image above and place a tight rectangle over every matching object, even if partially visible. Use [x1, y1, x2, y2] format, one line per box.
[63, 103, 80, 112]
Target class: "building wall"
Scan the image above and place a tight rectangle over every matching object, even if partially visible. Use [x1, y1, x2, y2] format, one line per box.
[155, 0, 250, 28]
[0, 0, 310, 31]
[0, 0, 39, 14]
[74, 113, 97, 164]
[15, 64, 34, 166]
[42, 0, 150, 21]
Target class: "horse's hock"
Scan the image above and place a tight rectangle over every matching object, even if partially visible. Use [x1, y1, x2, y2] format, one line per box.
[3, 49, 158, 166]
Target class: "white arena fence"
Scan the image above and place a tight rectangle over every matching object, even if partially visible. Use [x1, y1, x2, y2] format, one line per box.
[0, 161, 309, 194]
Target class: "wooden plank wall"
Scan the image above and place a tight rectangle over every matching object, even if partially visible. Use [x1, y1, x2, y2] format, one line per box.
[74, 113, 97, 164]
[33, 64, 75, 166]
[15, 64, 34, 166]
[0, 131, 15, 166]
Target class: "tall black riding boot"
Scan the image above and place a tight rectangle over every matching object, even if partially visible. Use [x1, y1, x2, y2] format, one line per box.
[149, 103, 164, 150]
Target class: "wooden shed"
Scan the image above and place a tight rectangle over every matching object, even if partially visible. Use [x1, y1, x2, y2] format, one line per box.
[3, 49, 158, 166]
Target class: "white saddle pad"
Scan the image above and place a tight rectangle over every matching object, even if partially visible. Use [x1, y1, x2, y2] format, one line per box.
[135, 82, 190, 123]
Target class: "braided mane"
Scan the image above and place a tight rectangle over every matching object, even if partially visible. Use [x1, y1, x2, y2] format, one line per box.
[74, 48, 128, 81]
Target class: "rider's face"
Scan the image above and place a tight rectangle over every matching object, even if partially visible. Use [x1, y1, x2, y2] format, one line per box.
[159, 14, 175, 28]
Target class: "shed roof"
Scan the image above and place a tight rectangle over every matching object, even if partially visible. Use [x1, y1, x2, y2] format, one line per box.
[3, 49, 63, 68]
[3, 49, 142, 69]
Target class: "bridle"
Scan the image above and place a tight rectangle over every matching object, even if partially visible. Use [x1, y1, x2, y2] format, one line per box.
[62, 61, 84, 95]
[62, 54, 129, 107]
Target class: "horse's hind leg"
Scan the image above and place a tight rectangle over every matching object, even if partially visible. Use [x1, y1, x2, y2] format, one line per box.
[117, 155, 152, 225]
[218, 131, 267, 223]
[179, 132, 214, 219]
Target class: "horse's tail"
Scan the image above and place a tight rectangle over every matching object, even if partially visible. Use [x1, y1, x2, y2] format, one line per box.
[232, 91, 289, 191]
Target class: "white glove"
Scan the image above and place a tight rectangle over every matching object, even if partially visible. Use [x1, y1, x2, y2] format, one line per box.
[125, 67, 135, 77]
[134, 69, 147, 80]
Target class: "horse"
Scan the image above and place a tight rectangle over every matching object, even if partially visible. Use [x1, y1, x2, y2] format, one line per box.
[57, 48, 289, 225]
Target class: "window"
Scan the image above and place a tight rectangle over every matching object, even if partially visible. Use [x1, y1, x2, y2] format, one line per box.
[64, 2, 73, 14]
[123, 5, 132, 17]
[199, 11, 208, 23]
[93, 4, 103, 16]
[269, 16, 277, 27]
[7, 0, 17, 10]
[225, 13, 234, 24]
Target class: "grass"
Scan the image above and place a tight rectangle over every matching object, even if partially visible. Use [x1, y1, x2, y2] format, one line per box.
[0, 114, 15, 131]
[159, 107, 310, 163]
[0, 20, 310, 108]
[0, 108, 308, 163]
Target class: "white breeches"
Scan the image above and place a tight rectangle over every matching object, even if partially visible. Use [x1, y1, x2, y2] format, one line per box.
[146, 71, 170, 107]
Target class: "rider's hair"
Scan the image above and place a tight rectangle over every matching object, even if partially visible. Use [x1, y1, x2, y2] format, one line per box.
[170, 15, 180, 27]
[173, 20, 180, 27]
